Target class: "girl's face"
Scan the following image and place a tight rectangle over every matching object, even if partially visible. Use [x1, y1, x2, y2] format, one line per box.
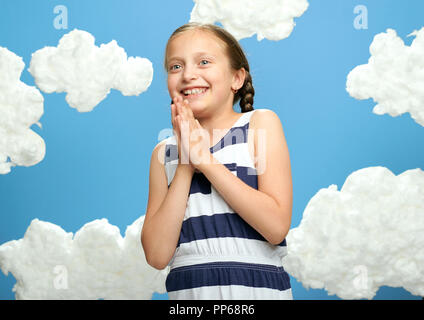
[166, 29, 238, 116]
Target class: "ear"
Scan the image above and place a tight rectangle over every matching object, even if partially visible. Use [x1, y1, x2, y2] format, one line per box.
[231, 67, 246, 91]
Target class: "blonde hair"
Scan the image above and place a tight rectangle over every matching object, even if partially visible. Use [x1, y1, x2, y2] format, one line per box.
[164, 22, 254, 112]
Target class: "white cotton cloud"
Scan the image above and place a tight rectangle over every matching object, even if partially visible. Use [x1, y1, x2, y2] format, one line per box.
[28, 29, 153, 112]
[346, 27, 424, 127]
[282, 166, 424, 299]
[0, 47, 45, 174]
[189, 0, 309, 41]
[0, 216, 168, 299]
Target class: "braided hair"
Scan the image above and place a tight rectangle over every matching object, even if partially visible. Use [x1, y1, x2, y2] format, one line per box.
[164, 22, 255, 113]
[235, 70, 255, 112]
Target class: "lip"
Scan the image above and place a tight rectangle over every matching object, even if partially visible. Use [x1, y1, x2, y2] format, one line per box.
[180, 86, 209, 92]
[181, 87, 209, 99]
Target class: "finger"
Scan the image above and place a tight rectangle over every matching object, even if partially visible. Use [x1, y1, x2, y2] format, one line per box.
[175, 115, 180, 131]
[171, 104, 177, 128]
[173, 96, 179, 107]
[179, 100, 186, 116]
[177, 101, 184, 117]
[174, 95, 181, 105]
[173, 109, 182, 134]
[195, 119, 203, 133]
[183, 99, 193, 117]
[180, 99, 190, 116]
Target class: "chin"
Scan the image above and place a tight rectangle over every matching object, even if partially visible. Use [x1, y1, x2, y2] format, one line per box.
[188, 102, 205, 113]
[189, 103, 210, 118]
[185, 97, 206, 108]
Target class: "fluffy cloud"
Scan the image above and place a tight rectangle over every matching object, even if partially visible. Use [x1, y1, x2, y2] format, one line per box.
[282, 166, 424, 299]
[189, 0, 309, 41]
[28, 29, 153, 112]
[0, 47, 45, 174]
[346, 27, 424, 126]
[0, 216, 168, 299]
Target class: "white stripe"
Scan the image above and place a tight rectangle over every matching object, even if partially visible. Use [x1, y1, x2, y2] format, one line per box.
[185, 185, 235, 220]
[168, 286, 293, 300]
[212, 142, 256, 170]
[170, 237, 287, 269]
[165, 161, 178, 186]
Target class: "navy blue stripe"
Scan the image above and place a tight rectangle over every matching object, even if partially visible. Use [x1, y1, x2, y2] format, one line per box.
[165, 144, 178, 163]
[178, 213, 287, 247]
[236, 166, 258, 189]
[169, 165, 258, 191]
[210, 123, 249, 153]
[189, 170, 211, 194]
[166, 261, 291, 292]
[188, 163, 237, 195]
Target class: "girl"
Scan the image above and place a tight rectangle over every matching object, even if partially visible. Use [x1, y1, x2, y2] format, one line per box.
[141, 22, 293, 300]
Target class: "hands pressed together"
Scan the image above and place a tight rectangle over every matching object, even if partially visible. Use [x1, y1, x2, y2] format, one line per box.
[170, 96, 215, 172]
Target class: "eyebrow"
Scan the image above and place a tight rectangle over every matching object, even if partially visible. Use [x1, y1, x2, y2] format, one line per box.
[167, 52, 216, 63]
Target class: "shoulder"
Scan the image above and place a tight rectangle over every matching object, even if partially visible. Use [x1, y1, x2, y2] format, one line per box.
[150, 139, 168, 167]
[158, 134, 177, 147]
[156, 138, 168, 148]
[152, 139, 167, 154]
[250, 108, 284, 131]
[153, 135, 176, 153]
[249, 108, 287, 154]
[152, 135, 179, 166]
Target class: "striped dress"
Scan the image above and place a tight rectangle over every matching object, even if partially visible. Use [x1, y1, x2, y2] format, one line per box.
[163, 109, 292, 300]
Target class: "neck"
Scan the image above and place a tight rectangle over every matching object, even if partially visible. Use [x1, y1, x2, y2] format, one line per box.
[196, 105, 242, 147]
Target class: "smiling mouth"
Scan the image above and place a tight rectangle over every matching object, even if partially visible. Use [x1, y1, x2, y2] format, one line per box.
[181, 88, 209, 98]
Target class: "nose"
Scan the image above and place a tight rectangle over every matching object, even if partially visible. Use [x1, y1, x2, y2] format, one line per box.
[182, 65, 198, 81]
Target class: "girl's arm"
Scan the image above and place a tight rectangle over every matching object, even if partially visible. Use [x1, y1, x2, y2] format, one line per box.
[141, 141, 194, 270]
[197, 110, 293, 245]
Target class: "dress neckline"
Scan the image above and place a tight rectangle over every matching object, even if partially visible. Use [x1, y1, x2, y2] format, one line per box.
[209, 110, 253, 152]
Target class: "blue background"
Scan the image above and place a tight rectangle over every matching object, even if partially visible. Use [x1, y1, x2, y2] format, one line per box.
[0, 0, 423, 300]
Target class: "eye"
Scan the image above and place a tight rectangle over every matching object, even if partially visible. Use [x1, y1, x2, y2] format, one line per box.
[200, 59, 210, 65]
[169, 64, 181, 71]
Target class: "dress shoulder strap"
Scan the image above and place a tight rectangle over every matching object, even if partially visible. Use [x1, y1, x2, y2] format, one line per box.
[237, 109, 257, 127]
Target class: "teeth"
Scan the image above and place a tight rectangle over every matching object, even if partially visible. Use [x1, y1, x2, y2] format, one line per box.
[183, 88, 207, 95]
